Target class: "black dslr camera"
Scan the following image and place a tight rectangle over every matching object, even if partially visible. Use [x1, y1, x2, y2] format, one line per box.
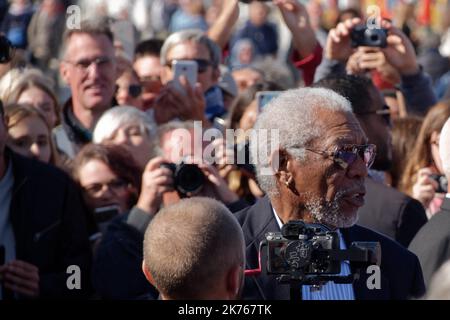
[0, 34, 14, 64]
[351, 25, 388, 48]
[161, 162, 206, 196]
[263, 221, 380, 299]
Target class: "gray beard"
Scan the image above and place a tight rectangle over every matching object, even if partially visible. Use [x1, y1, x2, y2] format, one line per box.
[304, 190, 359, 229]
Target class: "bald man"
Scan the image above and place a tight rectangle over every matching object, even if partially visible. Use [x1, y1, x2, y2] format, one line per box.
[409, 117, 450, 286]
[142, 197, 245, 300]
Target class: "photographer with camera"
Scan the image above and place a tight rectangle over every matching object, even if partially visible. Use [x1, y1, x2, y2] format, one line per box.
[409, 116, 450, 287]
[236, 87, 425, 300]
[315, 17, 436, 116]
[142, 197, 245, 300]
[92, 120, 247, 299]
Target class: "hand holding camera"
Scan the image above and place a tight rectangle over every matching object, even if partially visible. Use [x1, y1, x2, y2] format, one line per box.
[412, 167, 440, 208]
[326, 18, 419, 77]
[345, 46, 401, 85]
[136, 157, 174, 214]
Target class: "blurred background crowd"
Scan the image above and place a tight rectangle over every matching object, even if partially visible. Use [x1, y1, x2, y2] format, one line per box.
[2, 0, 450, 300]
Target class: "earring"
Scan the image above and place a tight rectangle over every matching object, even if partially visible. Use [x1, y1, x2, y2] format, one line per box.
[285, 176, 293, 188]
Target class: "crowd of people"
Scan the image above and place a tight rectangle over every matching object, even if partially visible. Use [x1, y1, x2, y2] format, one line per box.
[2, 0, 450, 300]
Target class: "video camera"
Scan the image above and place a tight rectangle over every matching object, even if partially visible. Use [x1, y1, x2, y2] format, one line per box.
[351, 25, 388, 48]
[263, 221, 381, 299]
[161, 161, 206, 197]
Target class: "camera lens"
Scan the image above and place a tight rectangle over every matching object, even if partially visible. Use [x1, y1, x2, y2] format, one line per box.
[175, 164, 205, 195]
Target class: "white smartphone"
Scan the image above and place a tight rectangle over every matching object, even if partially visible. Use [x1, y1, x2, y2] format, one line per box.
[172, 60, 198, 94]
[256, 91, 281, 113]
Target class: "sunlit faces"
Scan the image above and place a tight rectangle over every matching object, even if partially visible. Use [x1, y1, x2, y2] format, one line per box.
[7, 115, 52, 163]
[133, 55, 163, 110]
[17, 86, 58, 128]
[78, 159, 132, 213]
[116, 71, 143, 110]
[161, 40, 218, 93]
[60, 33, 117, 112]
[232, 68, 264, 93]
[289, 110, 368, 229]
[103, 124, 152, 169]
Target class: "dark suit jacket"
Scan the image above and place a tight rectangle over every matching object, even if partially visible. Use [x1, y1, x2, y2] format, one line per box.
[357, 177, 428, 247]
[235, 196, 425, 300]
[7, 151, 92, 298]
[409, 197, 450, 287]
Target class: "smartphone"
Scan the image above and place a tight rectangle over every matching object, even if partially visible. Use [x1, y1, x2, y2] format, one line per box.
[256, 91, 281, 113]
[94, 205, 120, 224]
[172, 60, 198, 95]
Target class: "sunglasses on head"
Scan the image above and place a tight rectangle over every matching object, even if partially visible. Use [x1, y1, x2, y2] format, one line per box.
[166, 59, 212, 73]
[305, 144, 377, 170]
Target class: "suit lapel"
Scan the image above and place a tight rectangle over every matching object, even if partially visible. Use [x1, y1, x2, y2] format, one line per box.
[243, 197, 291, 300]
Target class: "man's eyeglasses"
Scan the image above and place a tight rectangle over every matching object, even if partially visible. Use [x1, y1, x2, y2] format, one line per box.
[65, 56, 113, 73]
[305, 144, 377, 170]
[355, 105, 392, 127]
[166, 59, 212, 73]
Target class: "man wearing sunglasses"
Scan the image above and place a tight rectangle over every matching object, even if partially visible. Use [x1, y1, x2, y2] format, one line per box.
[235, 87, 425, 300]
[314, 75, 428, 248]
[157, 29, 225, 124]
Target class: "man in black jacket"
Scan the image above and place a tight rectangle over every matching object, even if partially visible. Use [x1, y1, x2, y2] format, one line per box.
[0, 102, 92, 299]
[236, 87, 425, 300]
[409, 117, 450, 286]
[314, 75, 427, 247]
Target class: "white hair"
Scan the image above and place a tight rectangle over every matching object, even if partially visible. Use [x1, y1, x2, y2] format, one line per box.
[250, 87, 353, 197]
[439, 117, 450, 178]
[93, 106, 156, 143]
[160, 29, 222, 68]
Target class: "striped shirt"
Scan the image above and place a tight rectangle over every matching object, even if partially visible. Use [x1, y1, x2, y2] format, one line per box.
[273, 210, 355, 300]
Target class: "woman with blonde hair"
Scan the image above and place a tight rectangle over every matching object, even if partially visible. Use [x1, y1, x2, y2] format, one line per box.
[5, 103, 60, 166]
[4, 68, 60, 128]
[400, 101, 450, 218]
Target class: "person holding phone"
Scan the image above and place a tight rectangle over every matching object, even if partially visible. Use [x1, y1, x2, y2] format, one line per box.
[155, 29, 224, 125]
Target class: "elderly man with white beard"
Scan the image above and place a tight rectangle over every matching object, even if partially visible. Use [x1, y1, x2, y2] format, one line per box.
[236, 87, 425, 300]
